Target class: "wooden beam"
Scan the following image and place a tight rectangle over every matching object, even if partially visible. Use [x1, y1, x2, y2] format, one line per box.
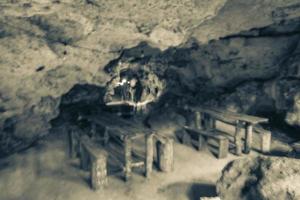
[184, 106, 268, 125]
[182, 131, 192, 146]
[197, 134, 205, 151]
[103, 127, 109, 146]
[254, 127, 271, 153]
[80, 143, 90, 170]
[68, 127, 76, 158]
[145, 134, 154, 178]
[91, 152, 108, 190]
[156, 136, 174, 172]
[218, 137, 229, 159]
[195, 111, 202, 129]
[124, 136, 132, 181]
[131, 161, 144, 168]
[234, 120, 243, 156]
[244, 123, 253, 154]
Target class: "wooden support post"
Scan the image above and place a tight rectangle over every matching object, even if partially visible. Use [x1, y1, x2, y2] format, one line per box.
[209, 117, 216, 130]
[261, 131, 271, 153]
[203, 113, 209, 130]
[156, 137, 174, 172]
[91, 152, 108, 190]
[204, 114, 215, 130]
[244, 123, 253, 154]
[182, 131, 191, 146]
[197, 134, 205, 151]
[218, 137, 229, 159]
[234, 121, 243, 156]
[124, 136, 132, 181]
[80, 144, 90, 170]
[195, 111, 202, 129]
[145, 134, 154, 178]
[68, 127, 76, 158]
[103, 127, 109, 146]
[91, 123, 97, 138]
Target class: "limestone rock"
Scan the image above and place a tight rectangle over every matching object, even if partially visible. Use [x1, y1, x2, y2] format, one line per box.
[1, 0, 300, 156]
[216, 156, 300, 200]
[286, 93, 300, 127]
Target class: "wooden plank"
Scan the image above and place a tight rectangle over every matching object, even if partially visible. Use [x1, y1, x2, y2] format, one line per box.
[213, 108, 268, 124]
[156, 136, 174, 172]
[106, 101, 136, 107]
[190, 107, 268, 125]
[91, 153, 108, 190]
[84, 112, 152, 138]
[124, 136, 132, 181]
[218, 137, 229, 159]
[244, 123, 253, 154]
[206, 136, 229, 159]
[131, 161, 144, 168]
[234, 121, 243, 156]
[194, 111, 202, 129]
[254, 127, 271, 153]
[145, 134, 154, 178]
[80, 144, 90, 170]
[68, 127, 76, 158]
[184, 126, 225, 141]
[81, 136, 107, 160]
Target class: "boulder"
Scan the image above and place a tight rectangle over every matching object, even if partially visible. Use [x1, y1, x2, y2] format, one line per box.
[217, 156, 300, 200]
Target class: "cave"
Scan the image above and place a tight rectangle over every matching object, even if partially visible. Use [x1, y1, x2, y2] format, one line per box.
[0, 1, 300, 200]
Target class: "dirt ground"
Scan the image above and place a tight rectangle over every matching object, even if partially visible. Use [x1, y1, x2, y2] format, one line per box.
[0, 123, 248, 200]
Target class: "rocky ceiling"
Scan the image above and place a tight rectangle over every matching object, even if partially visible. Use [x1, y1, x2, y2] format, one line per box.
[0, 0, 300, 156]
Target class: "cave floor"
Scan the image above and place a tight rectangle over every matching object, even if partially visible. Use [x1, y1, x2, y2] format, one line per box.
[0, 116, 296, 200]
[0, 124, 251, 200]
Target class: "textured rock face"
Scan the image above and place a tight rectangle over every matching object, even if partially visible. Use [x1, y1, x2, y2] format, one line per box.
[216, 156, 300, 200]
[0, 0, 300, 156]
[286, 92, 300, 127]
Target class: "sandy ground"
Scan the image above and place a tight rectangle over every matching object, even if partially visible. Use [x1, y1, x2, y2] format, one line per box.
[0, 123, 250, 200]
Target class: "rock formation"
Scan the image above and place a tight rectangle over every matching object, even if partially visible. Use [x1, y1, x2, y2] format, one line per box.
[216, 156, 300, 200]
[0, 0, 300, 156]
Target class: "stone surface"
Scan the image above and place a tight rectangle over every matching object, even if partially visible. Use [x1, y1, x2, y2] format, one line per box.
[0, 0, 300, 156]
[286, 92, 300, 127]
[216, 156, 300, 200]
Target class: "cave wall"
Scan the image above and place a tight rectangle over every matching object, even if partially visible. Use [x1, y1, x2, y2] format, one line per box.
[0, 0, 300, 156]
